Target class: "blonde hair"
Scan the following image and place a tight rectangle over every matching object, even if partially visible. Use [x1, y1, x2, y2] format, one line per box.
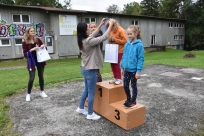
[24, 27, 38, 44]
[89, 22, 97, 27]
[128, 25, 142, 39]
[106, 19, 118, 30]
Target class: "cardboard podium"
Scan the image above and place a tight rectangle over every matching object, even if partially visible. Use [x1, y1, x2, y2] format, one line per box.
[85, 81, 146, 130]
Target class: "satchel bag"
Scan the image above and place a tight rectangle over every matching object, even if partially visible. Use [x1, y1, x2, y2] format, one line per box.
[36, 47, 51, 62]
[97, 70, 102, 82]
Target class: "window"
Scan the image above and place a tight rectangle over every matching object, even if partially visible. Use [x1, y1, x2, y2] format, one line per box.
[169, 23, 173, 28]
[174, 35, 179, 40]
[175, 23, 179, 28]
[179, 35, 183, 40]
[15, 39, 23, 46]
[13, 14, 30, 23]
[0, 39, 10, 46]
[85, 18, 96, 24]
[132, 20, 139, 25]
[151, 35, 156, 45]
[180, 23, 184, 28]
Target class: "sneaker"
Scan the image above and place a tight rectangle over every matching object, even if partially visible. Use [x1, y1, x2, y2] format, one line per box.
[76, 107, 88, 115]
[123, 99, 131, 107]
[109, 78, 116, 84]
[40, 91, 48, 98]
[114, 79, 122, 85]
[26, 94, 30, 102]
[125, 102, 138, 109]
[86, 112, 101, 120]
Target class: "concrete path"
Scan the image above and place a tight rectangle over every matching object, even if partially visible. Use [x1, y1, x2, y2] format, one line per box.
[7, 65, 204, 136]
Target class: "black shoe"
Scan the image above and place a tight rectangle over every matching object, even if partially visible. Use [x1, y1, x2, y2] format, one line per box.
[123, 99, 131, 107]
[124, 102, 138, 109]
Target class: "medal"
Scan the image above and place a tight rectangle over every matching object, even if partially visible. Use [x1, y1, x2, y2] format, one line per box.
[27, 51, 36, 71]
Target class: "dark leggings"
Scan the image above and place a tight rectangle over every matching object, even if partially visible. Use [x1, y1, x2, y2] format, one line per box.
[27, 65, 44, 94]
[123, 71, 138, 102]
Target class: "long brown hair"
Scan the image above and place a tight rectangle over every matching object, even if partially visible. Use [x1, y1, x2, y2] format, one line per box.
[24, 27, 38, 44]
[77, 22, 88, 50]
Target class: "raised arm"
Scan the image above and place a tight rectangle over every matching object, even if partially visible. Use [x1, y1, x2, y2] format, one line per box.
[87, 19, 114, 47]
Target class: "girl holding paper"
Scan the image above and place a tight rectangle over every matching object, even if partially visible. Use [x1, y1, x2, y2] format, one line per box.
[22, 27, 48, 102]
[106, 19, 127, 85]
[76, 18, 114, 120]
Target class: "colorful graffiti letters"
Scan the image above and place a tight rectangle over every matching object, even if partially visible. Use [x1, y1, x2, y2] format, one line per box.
[0, 20, 45, 37]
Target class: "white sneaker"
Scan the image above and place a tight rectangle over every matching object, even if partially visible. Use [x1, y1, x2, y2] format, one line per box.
[114, 79, 122, 85]
[76, 107, 88, 115]
[26, 94, 30, 101]
[86, 112, 101, 120]
[40, 91, 48, 98]
[109, 78, 116, 84]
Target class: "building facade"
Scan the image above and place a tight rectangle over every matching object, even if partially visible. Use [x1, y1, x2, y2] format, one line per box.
[0, 4, 185, 60]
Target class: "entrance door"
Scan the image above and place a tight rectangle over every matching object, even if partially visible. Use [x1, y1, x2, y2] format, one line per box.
[45, 36, 54, 53]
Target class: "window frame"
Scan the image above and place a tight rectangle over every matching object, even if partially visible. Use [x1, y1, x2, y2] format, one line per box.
[180, 23, 184, 28]
[174, 23, 179, 28]
[174, 35, 179, 40]
[84, 17, 96, 24]
[0, 39, 11, 47]
[15, 38, 23, 46]
[179, 35, 183, 40]
[12, 14, 30, 24]
[169, 22, 173, 28]
[132, 20, 139, 26]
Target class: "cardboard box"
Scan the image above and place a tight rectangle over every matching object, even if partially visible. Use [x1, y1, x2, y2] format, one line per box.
[85, 80, 146, 130]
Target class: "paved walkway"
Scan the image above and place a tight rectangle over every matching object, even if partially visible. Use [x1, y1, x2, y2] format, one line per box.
[7, 65, 204, 136]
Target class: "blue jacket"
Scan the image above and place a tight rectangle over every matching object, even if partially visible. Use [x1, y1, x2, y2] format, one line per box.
[120, 39, 144, 73]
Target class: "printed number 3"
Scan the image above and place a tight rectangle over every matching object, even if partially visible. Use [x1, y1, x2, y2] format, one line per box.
[115, 110, 120, 120]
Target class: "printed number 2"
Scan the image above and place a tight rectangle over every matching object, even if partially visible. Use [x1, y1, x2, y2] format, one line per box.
[98, 88, 102, 97]
[115, 110, 120, 120]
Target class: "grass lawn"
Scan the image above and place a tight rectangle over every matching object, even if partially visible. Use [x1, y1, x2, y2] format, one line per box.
[0, 48, 204, 135]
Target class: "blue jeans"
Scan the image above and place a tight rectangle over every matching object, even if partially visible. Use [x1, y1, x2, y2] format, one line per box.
[79, 67, 97, 115]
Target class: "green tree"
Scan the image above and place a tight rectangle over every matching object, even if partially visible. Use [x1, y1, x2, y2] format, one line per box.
[106, 4, 120, 13]
[159, 0, 183, 18]
[184, 0, 204, 50]
[140, 0, 160, 16]
[62, 0, 72, 9]
[0, 0, 14, 5]
[123, 2, 141, 15]
[14, 0, 72, 9]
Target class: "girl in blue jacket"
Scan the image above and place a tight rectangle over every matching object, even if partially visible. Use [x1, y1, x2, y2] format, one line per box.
[120, 25, 144, 108]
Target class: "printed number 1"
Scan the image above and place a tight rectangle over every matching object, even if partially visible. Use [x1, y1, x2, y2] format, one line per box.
[98, 88, 102, 97]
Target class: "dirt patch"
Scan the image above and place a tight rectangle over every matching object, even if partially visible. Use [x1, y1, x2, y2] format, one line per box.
[7, 64, 204, 136]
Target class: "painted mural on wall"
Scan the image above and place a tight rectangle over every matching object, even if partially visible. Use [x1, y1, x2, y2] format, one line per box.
[0, 20, 46, 37]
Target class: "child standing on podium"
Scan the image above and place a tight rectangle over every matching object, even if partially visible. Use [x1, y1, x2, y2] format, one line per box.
[120, 25, 144, 108]
[89, 22, 103, 82]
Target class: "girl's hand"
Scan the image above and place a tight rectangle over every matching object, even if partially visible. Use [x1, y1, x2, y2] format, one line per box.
[40, 44, 45, 48]
[108, 19, 114, 26]
[111, 37, 115, 42]
[100, 18, 106, 25]
[108, 37, 112, 42]
[135, 73, 141, 79]
[121, 70, 124, 76]
[30, 47, 38, 51]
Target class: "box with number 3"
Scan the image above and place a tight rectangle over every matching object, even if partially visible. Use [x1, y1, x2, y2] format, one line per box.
[85, 81, 146, 130]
